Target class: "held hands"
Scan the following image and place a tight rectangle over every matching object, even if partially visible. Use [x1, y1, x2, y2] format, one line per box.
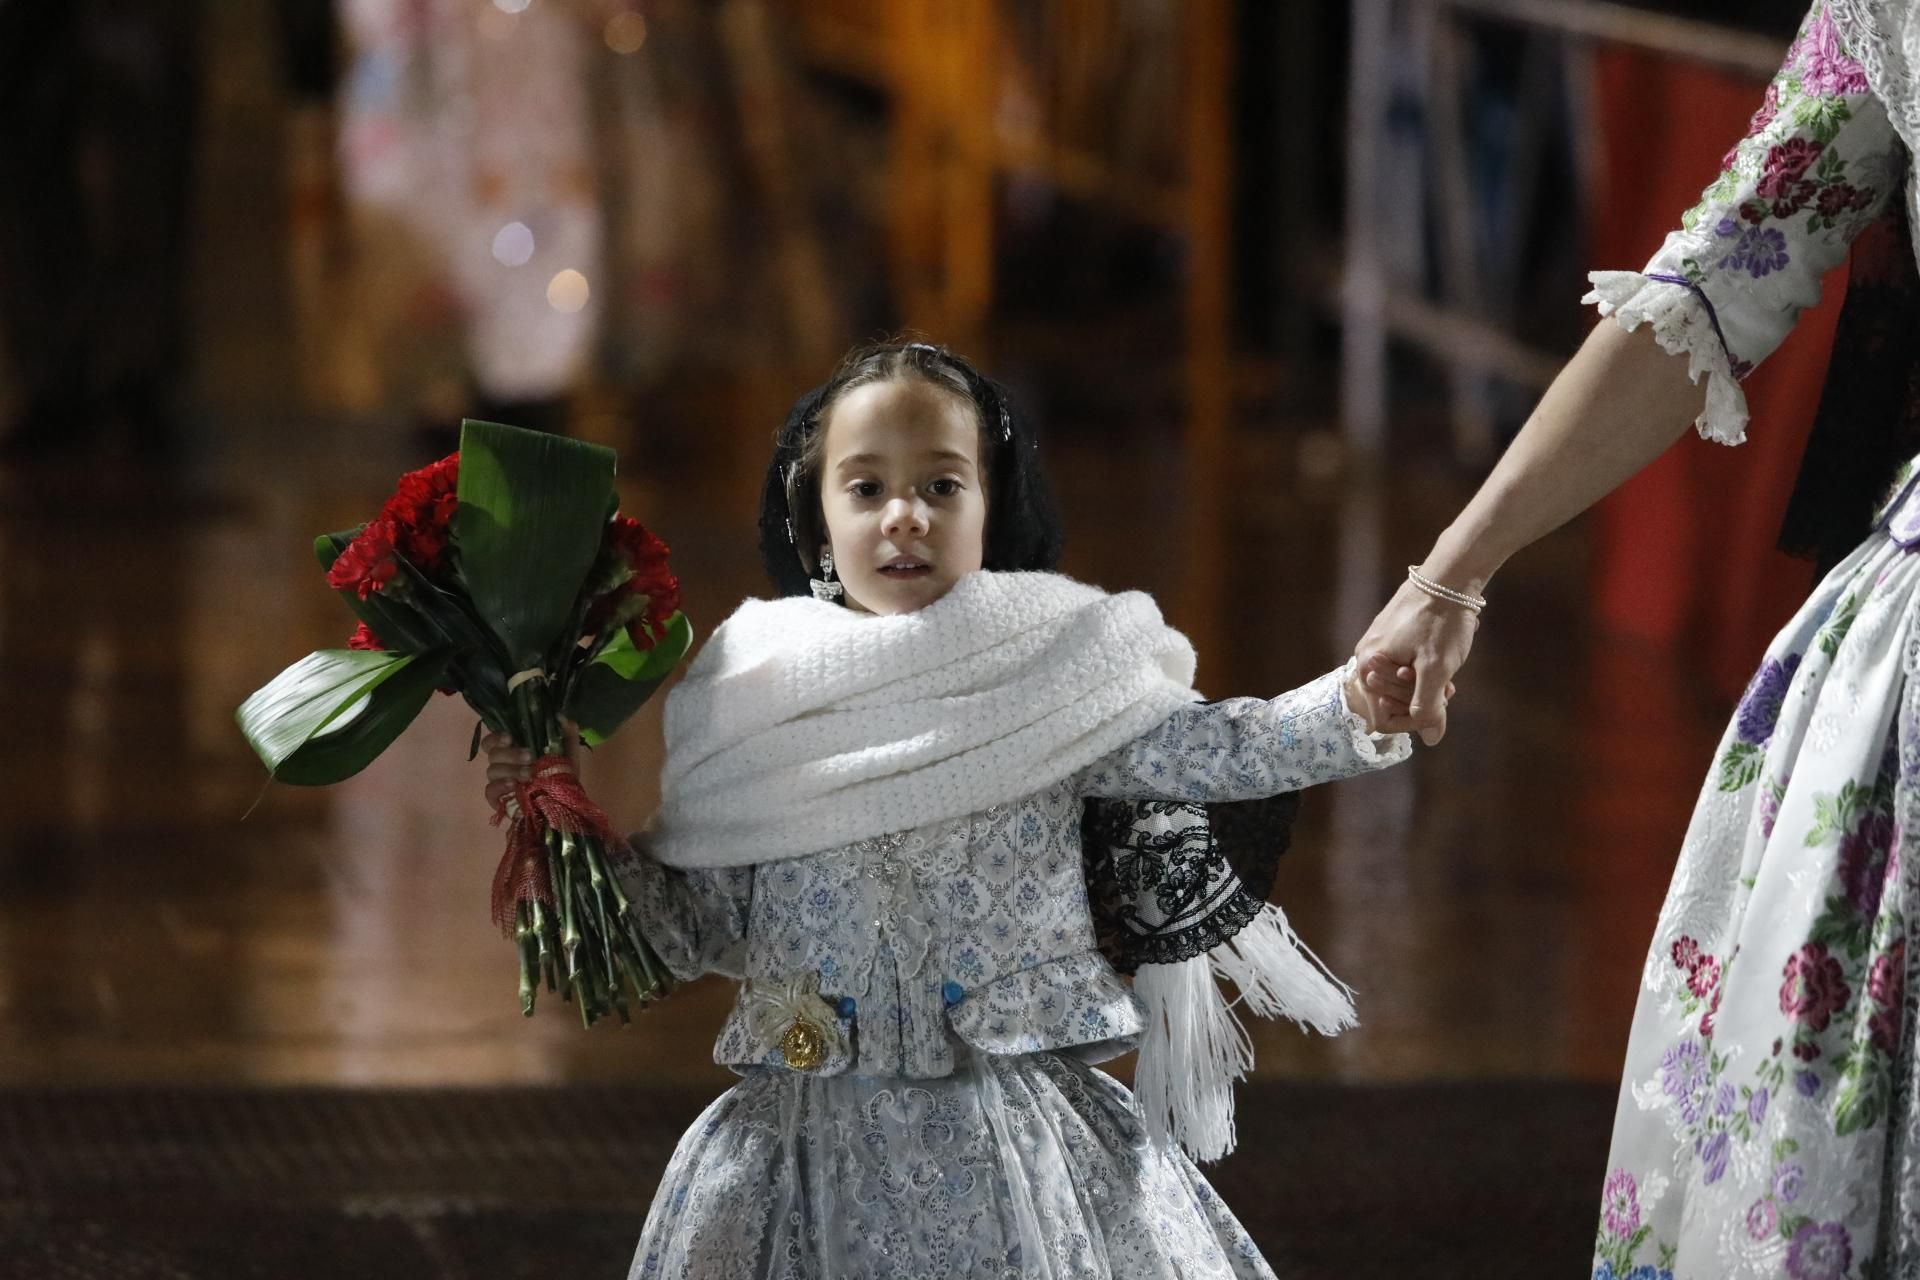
[1344, 653, 1455, 736]
[1351, 575, 1482, 745]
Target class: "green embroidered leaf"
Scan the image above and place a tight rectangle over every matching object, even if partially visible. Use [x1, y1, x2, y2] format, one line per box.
[1833, 1064, 1885, 1137]
[1818, 594, 1861, 657]
[1719, 742, 1764, 793]
[1773, 1137, 1799, 1160]
[1809, 899, 1870, 957]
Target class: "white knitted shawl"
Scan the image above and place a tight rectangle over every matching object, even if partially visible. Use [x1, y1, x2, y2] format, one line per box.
[648, 568, 1358, 1163]
[650, 570, 1200, 869]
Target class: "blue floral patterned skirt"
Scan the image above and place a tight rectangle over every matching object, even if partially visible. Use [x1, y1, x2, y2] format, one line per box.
[628, 1050, 1274, 1280]
[1594, 519, 1920, 1279]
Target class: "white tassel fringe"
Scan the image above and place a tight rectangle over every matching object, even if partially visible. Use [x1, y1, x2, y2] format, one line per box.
[1132, 903, 1356, 1163]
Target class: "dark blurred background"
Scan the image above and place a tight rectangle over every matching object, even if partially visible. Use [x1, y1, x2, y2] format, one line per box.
[0, 1, 1852, 1275]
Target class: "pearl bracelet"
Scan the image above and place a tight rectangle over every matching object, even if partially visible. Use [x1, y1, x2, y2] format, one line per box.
[1406, 566, 1486, 614]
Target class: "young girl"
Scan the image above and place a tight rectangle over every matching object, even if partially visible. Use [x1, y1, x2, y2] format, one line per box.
[485, 341, 1421, 1279]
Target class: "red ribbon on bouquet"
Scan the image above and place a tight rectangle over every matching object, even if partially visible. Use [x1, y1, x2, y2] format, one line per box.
[489, 755, 624, 934]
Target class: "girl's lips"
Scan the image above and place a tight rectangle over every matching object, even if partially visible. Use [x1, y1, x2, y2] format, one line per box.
[877, 561, 932, 577]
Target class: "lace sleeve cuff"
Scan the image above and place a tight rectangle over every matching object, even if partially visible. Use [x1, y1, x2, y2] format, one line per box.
[1583, 270, 1752, 447]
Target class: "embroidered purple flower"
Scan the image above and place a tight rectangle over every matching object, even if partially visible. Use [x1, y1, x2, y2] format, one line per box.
[1796, 11, 1870, 98]
[1839, 810, 1895, 917]
[1697, 1130, 1732, 1184]
[1748, 1198, 1779, 1240]
[1661, 1039, 1709, 1120]
[1780, 942, 1850, 1031]
[1735, 654, 1802, 745]
[1794, 1070, 1821, 1098]
[1758, 139, 1825, 198]
[1725, 226, 1792, 279]
[1775, 1161, 1806, 1201]
[1759, 780, 1785, 839]
[1601, 1168, 1642, 1238]
[1714, 1081, 1737, 1116]
[1786, 1220, 1852, 1280]
[1749, 1087, 1770, 1125]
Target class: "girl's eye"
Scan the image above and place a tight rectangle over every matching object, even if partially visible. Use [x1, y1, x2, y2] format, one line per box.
[928, 478, 963, 497]
[849, 481, 881, 499]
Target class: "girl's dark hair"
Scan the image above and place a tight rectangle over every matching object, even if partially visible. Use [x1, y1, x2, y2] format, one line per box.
[757, 340, 1064, 596]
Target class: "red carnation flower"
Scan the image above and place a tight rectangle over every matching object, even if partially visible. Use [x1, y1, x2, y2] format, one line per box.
[1689, 955, 1721, 1000]
[347, 622, 385, 651]
[595, 515, 681, 649]
[379, 453, 460, 577]
[327, 518, 401, 600]
[1672, 937, 1703, 972]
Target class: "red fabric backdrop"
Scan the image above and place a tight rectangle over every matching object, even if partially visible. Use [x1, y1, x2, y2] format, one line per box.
[1587, 47, 1848, 699]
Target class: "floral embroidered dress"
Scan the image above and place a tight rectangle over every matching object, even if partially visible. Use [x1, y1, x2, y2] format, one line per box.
[1585, 4, 1920, 1277]
[613, 666, 1405, 1280]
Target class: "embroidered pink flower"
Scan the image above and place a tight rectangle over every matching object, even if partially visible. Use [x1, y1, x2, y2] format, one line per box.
[1602, 1168, 1641, 1238]
[1723, 80, 1786, 171]
[1748, 1198, 1779, 1240]
[1672, 936, 1703, 972]
[1795, 10, 1870, 98]
[1780, 942, 1850, 1032]
[1689, 955, 1722, 999]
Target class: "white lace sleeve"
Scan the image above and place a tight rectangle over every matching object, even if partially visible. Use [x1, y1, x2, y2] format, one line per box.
[1584, 1, 1901, 446]
[1584, 273, 1753, 445]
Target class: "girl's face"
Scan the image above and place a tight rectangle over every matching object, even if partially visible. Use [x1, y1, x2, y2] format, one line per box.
[818, 377, 987, 615]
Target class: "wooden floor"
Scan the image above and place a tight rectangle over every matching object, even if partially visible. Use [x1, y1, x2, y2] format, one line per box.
[0, 413, 1737, 1096]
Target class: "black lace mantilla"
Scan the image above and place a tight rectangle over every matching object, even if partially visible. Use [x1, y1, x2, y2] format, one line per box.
[1081, 792, 1300, 974]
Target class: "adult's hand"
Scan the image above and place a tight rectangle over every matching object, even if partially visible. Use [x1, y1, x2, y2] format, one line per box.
[1353, 577, 1481, 745]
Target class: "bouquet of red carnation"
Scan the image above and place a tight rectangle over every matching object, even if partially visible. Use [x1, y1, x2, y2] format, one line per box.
[237, 420, 692, 1026]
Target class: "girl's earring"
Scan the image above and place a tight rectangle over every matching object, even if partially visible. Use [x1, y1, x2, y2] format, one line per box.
[810, 546, 844, 601]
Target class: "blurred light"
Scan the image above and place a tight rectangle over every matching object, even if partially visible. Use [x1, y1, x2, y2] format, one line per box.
[493, 0, 532, 12]
[604, 12, 648, 54]
[547, 269, 590, 313]
[492, 221, 536, 267]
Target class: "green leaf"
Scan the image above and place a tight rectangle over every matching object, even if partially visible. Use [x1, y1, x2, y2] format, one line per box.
[453, 419, 616, 670]
[236, 648, 453, 784]
[1718, 742, 1763, 793]
[567, 611, 693, 747]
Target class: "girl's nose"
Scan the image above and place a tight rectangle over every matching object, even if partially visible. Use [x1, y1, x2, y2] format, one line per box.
[882, 497, 929, 539]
